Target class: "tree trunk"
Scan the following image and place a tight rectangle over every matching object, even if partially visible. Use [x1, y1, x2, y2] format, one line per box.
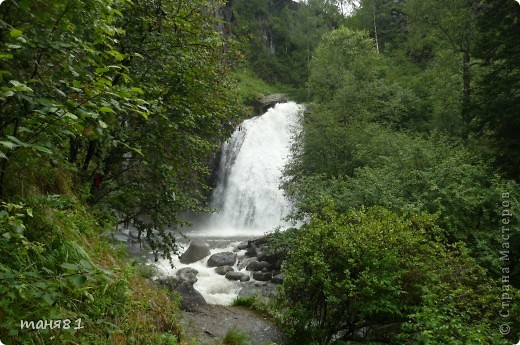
[82, 140, 97, 172]
[372, 0, 380, 54]
[69, 137, 80, 163]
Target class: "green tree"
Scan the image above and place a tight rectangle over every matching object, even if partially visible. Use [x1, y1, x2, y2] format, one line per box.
[350, 0, 407, 52]
[474, 0, 520, 179]
[0, 0, 142, 197]
[405, 0, 479, 140]
[0, 0, 240, 260]
[86, 0, 240, 260]
[229, 0, 346, 94]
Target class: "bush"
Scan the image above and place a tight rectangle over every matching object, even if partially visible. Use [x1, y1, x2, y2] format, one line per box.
[277, 202, 510, 344]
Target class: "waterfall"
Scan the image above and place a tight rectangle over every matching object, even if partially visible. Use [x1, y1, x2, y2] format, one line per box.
[157, 102, 302, 305]
[195, 102, 302, 237]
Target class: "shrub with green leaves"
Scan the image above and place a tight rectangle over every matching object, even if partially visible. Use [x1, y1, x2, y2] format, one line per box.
[277, 202, 510, 344]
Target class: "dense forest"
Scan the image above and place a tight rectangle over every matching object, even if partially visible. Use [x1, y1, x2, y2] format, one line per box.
[0, 0, 518, 344]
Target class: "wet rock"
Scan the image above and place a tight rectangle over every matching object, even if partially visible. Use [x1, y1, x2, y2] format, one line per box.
[215, 265, 234, 275]
[254, 94, 289, 114]
[180, 240, 211, 264]
[249, 236, 268, 246]
[207, 252, 237, 267]
[157, 277, 206, 311]
[238, 283, 277, 298]
[176, 267, 198, 285]
[225, 271, 250, 282]
[246, 243, 258, 257]
[257, 246, 280, 265]
[129, 228, 141, 239]
[236, 241, 249, 250]
[112, 233, 129, 242]
[238, 257, 258, 270]
[253, 271, 273, 281]
[246, 260, 271, 271]
[271, 273, 284, 284]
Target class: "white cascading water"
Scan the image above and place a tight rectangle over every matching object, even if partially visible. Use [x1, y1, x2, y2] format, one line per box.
[194, 101, 302, 237]
[158, 102, 302, 305]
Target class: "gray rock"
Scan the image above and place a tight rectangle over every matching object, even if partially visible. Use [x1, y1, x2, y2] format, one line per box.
[176, 267, 199, 285]
[245, 243, 258, 257]
[129, 228, 141, 239]
[255, 94, 289, 113]
[225, 271, 249, 281]
[207, 252, 237, 267]
[253, 271, 273, 281]
[179, 240, 211, 264]
[238, 257, 258, 270]
[112, 233, 129, 242]
[257, 246, 280, 265]
[177, 267, 198, 275]
[271, 273, 284, 284]
[246, 260, 271, 271]
[215, 265, 234, 275]
[236, 241, 249, 250]
[238, 283, 277, 298]
[157, 277, 206, 311]
[250, 236, 268, 246]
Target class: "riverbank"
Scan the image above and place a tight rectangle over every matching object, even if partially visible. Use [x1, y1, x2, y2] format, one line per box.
[180, 304, 286, 345]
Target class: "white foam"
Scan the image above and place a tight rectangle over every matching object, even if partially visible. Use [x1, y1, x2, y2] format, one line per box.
[157, 242, 245, 305]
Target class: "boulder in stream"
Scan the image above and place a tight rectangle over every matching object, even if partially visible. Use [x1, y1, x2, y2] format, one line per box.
[176, 267, 198, 285]
[253, 271, 273, 281]
[246, 260, 271, 271]
[215, 265, 234, 275]
[207, 252, 237, 267]
[225, 271, 250, 282]
[179, 240, 211, 264]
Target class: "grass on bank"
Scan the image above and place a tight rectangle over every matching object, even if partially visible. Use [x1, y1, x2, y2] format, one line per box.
[222, 328, 251, 345]
[231, 65, 305, 108]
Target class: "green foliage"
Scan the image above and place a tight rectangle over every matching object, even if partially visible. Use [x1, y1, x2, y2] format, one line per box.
[232, 67, 279, 105]
[350, 0, 408, 52]
[405, 0, 479, 140]
[307, 27, 423, 131]
[278, 204, 510, 344]
[474, 0, 520, 179]
[280, 1, 520, 343]
[284, 14, 520, 291]
[230, 0, 347, 96]
[0, 196, 183, 344]
[230, 295, 275, 320]
[222, 328, 251, 345]
[266, 227, 300, 261]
